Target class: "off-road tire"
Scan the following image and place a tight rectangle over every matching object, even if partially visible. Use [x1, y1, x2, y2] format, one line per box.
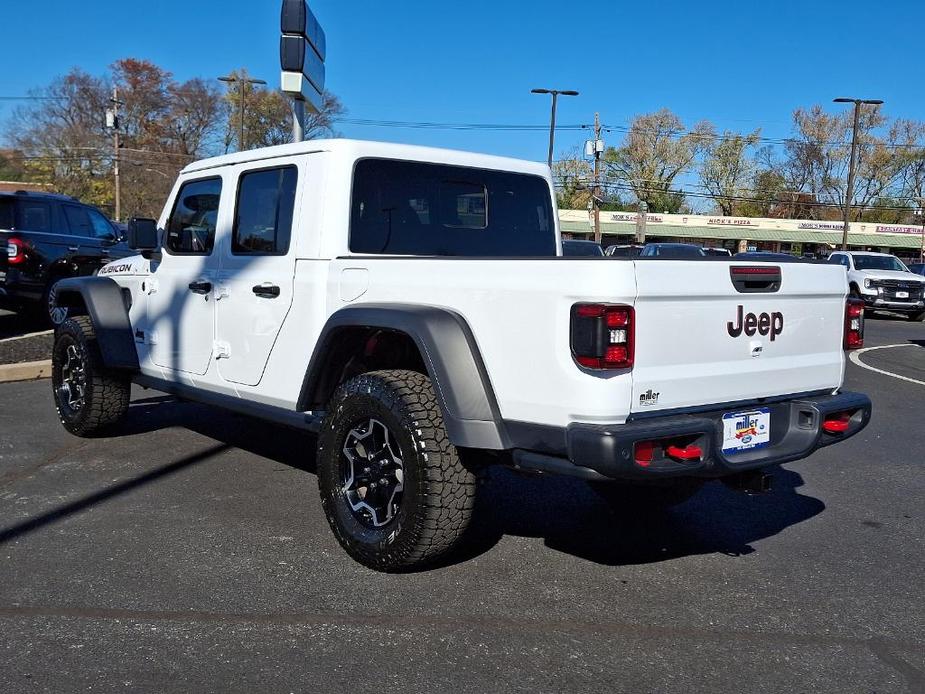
[317, 369, 477, 572]
[589, 478, 704, 510]
[52, 316, 130, 436]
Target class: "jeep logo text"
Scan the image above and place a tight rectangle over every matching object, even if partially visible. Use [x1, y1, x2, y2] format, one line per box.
[727, 305, 783, 341]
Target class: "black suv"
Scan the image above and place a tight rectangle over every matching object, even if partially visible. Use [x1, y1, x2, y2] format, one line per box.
[1, 191, 132, 325]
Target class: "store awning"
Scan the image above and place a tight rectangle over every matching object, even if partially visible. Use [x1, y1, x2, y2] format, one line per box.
[559, 220, 923, 249]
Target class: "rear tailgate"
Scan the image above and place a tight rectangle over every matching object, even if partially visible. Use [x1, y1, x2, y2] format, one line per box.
[630, 260, 846, 414]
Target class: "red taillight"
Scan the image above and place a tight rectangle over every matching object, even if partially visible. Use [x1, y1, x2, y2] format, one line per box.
[844, 298, 864, 349]
[570, 303, 634, 370]
[822, 412, 852, 434]
[7, 238, 25, 265]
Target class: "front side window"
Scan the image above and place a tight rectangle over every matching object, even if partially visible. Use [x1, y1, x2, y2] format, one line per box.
[165, 177, 222, 255]
[87, 209, 116, 240]
[350, 159, 555, 256]
[63, 205, 92, 236]
[232, 166, 298, 255]
[18, 201, 53, 232]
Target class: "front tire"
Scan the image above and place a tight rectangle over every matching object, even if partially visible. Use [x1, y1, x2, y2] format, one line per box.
[317, 370, 477, 572]
[52, 316, 130, 436]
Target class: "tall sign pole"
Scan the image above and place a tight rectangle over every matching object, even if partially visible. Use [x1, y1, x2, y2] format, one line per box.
[280, 0, 327, 143]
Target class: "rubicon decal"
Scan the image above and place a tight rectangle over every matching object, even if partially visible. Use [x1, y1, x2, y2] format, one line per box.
[99, 263, 134, 275]
[727, 305, 784, 341]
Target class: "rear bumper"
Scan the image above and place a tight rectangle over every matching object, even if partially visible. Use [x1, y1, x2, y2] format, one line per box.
[511, 391, 871, 481]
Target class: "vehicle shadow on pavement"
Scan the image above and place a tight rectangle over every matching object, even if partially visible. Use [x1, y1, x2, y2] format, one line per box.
[92, 395, 825, 569]
[0, 311, 46, 340]
[466, 466, 825, 567]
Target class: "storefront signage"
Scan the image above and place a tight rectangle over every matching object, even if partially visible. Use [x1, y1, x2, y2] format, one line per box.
[707, 217, 758, 226]
[875, 225, 923, 235]
[798, 222, 845, 231]
[610, 212, 664, 224]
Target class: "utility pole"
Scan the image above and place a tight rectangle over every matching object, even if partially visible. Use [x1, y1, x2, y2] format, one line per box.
[531, 88, 579, 167]
[107, 88, 123, 222]
[833, 97, 883, 250]
[219, 74, 268, 152]
[592, 112, 602, 244]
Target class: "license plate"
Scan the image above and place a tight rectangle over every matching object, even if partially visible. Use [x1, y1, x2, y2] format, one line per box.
[896, 291, 909, 299]
[722, 408, 771, 454]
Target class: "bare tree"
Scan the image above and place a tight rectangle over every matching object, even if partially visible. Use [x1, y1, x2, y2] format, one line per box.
[604, 109, 713, 213]
[700, 129, 761, 215]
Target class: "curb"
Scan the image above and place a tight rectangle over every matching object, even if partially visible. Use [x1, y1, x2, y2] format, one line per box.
[0, 359, 52, 383]
[0, 329, 54, 344]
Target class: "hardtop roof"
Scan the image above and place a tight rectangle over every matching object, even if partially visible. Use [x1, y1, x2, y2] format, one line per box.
[181, 138, 551, 178]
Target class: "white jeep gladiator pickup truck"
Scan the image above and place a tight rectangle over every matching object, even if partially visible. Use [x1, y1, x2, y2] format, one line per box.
[49, 139, 872, 571]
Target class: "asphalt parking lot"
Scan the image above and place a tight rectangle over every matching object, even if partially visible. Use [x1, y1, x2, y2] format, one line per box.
[0, 315, 923, 693]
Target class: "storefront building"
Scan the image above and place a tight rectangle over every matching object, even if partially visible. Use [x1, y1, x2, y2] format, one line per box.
[558, 210, 925, 261]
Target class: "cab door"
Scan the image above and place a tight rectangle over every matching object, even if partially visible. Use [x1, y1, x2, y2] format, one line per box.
[147, 176, 225, 376]
[213, 163, 300, 386]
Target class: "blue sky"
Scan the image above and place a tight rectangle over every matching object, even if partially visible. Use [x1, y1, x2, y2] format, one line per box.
[1, 0, 921, 162]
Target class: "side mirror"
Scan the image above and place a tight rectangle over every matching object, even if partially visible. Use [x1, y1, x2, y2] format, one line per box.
[126, 217, 159, 251]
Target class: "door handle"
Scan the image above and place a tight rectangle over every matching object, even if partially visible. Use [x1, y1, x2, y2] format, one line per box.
[188, 280, 212, 295]
[252, 284, 280, 298]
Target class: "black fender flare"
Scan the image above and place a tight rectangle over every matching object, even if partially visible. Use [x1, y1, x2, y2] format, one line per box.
[54, 276, 139, 370]
[298, 303, 508, 449]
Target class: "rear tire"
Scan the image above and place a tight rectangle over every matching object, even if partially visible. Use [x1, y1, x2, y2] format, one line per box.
[589, 479, 704, 510]
[52, 316, 130, 436]
[317, 369, 477, 572]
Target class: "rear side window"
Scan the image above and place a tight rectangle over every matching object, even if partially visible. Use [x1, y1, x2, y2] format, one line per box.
[18, 201, 53, 232]
[232, 166, 298, 255]
[350, 159, 555, 256]
[165, 178, 222, 255]
[0, 200, 13, 229]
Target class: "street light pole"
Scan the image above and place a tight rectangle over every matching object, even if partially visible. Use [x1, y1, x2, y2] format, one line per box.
[833, 97, 883, 250]
[219, 74, 268, 152]
[531, 88, 579, 168]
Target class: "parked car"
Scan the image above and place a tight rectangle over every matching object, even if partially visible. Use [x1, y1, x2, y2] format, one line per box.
[640, 243, 706, 258]
[562, 239, 604, 256]
[604, 244, 643, 257]
[50, 139, 871, 571]
[827, 250, 925, 321]
[0, 191, 131, 325]
[703, 247, 732, 257]
[908, 262, 925, 276]
[735, 251, 804, 262]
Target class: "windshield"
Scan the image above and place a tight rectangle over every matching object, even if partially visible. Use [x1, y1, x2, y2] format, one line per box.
[853, 255, 908, 272]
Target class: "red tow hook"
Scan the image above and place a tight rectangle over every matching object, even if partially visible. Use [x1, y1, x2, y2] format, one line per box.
[822, 413, 852, 434]
[665, 443, 703, 462]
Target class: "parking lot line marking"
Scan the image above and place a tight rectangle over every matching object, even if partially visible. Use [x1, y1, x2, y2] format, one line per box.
[849, 343, 925, 387]
[0, 329, 54, 343]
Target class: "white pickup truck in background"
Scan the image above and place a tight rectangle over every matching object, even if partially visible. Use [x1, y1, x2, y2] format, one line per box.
[827, 250, 925, 320]
[49, 139, 872, 571]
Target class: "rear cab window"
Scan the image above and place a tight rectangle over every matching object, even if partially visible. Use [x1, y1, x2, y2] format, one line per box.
[165, 177, 222, 255]
[349, 159, 555, 256]
[232, 166, 298, 255]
